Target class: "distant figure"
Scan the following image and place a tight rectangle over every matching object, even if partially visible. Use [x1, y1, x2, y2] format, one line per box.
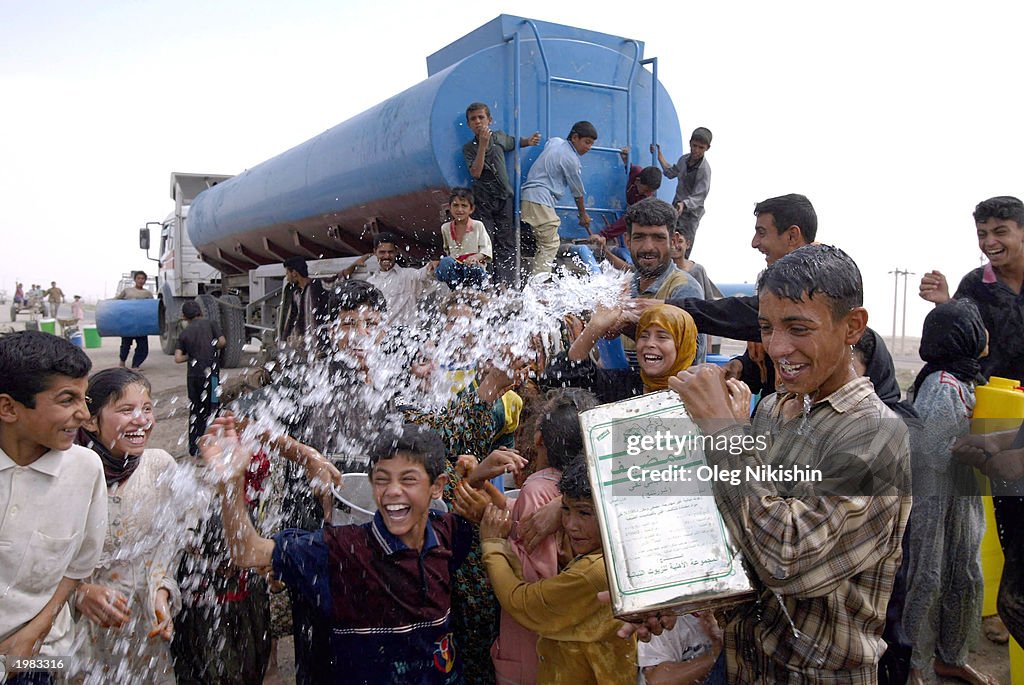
[278, 256, 329, 346]
[175, 300, 226, 456]
[71, 295, 85, 323]
[115, 271, 154, 370]
[13, 282, 24, 305]
[653, 126, 712, 257]
[46, 280, 65, 318]
[521, 121, 598, 275]
[597, 146, 663, 243]
[463, 101, 541, 284]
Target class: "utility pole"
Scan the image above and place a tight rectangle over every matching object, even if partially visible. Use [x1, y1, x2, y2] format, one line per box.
[888, 268, 900, 350]
[900, 269, 915, 354]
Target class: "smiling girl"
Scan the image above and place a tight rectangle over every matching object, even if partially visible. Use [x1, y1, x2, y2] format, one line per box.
[70, 368, 180, 684]
[541, 302, 699, 403]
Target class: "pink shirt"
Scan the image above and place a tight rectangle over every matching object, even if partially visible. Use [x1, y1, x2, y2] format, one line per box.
[491, 467, 562, 684]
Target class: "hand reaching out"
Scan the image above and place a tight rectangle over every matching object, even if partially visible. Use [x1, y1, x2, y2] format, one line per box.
[479, 503, 513, 540]
[76, 582, 131, 629]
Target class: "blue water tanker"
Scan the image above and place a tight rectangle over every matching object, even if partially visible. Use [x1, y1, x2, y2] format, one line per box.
[187, 15, 683, 273]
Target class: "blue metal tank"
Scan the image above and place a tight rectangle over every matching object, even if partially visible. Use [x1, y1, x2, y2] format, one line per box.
[188, 15, 682, 274]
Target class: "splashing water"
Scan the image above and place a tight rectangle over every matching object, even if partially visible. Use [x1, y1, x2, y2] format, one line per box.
[797, 393, 813, 435]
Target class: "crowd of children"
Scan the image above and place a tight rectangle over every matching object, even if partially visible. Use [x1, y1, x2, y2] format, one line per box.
[1, 101, 1022, 685]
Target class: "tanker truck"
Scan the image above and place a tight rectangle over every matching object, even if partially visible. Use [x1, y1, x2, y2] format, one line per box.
[139, 14, 684, 366]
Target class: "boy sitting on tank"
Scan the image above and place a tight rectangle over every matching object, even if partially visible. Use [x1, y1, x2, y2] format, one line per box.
[202, 418, 474, 685]
[463, 101, 541, 285]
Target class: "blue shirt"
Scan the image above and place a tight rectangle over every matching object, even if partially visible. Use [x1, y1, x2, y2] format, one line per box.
[272, 510, 474, 684]
[521, 137, 585, 208]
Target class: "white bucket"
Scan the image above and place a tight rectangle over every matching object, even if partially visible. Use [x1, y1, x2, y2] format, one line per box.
[331, 473, 447, 526]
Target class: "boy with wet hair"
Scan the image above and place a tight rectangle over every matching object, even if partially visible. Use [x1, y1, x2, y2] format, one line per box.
[671, 244, 911, 683]
[463, 102, 541, 285]
[521, 120, 598, 275]
[202, 418, 474, 685]
[480, 456, 638, 685]
[653, 127, 712, 257]
[0, 331, 107, 684]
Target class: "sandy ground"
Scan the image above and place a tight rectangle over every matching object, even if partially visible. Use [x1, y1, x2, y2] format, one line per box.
[1, 310, 1011, 684]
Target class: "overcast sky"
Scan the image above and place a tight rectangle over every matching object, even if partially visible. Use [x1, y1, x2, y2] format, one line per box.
[2, 0, 1020, 342]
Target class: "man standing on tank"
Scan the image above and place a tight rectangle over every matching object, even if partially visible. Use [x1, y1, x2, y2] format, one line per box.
[463, 102, 541, 286]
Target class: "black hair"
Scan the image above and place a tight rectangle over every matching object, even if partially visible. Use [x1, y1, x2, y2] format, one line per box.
[0, 331, 92, 408]
[283, 256, 309, 277]
[538, 388, 598, 471]
[441, 290, 488, 317]
[133, 270, 148, 280]
[449, 187, 475, 207]
[465, 102, 490, 120]
[675, 217, 696, 246]
[569, 121, 598, 141]
[558, 455, 593, 501]
[690, 127, 713, 146]
[181, 301, 202, 320]
[368, 423, 447, 482]
[328, 279, 387, 316]
[626, 197, 677, 234]
[754, 194, 817, 243]
[86, 368, 151, 418]
[852, 330, 876, 367]
[757, 244, 863, 321]
[373, 232, 399, 250]
[637, 166, 662, 190]
[973, 196, 1024, 226]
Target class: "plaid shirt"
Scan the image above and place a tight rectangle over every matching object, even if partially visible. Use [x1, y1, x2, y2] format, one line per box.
[707, 377, 911, 684]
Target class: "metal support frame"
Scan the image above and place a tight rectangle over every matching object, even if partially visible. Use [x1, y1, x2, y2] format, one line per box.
[505, 21, 663, 286]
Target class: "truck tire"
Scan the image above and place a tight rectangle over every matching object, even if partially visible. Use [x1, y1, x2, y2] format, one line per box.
[218, 294, 245, 369]
[159, 297, 186, 355]
[196, 294, 221, 328]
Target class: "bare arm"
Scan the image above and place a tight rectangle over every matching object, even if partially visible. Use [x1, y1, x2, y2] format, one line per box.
[568, 306, 624, 362]
[0, 576, 79, 659]
[201, 416, 276, 568]
[469, 128, 492, 178]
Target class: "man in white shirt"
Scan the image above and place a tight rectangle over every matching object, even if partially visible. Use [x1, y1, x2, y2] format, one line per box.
[340, 233, 440, 328]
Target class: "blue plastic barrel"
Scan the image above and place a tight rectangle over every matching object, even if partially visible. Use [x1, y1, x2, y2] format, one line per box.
[95, 300, 160, 337]
[69, 331, 84, 348]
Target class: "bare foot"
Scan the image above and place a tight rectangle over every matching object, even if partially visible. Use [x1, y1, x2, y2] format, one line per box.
[934, 660, 1000, 685]
[983, 615, 1009, 644]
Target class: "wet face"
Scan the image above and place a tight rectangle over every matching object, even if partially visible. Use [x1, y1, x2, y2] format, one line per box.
[6, 375, 89, 456]
[758, 292, 866, 398]
[689, 139, 709, 163]
[133, 273, 147, 289]
[371, 453, 445, 550]
[629, 224, 673, 278]
[636, 324, 678, 377]
[570, 134, 596, 156]
[332, 306, 383, 367]
[562, 495, 601, 556]
[88, 383, 154, 459]
[977, 217, 1024, 269]
[449, 197, 474, 222]
[374, 242, 398, 272]
[466, 107, 492, 137]
[751, 213, 797, 265]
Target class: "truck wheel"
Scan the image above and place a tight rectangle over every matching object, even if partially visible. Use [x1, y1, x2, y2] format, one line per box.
[159, 297, 186, 355]
[218, 294, 245, 368]
[196, 294, 222, 328]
